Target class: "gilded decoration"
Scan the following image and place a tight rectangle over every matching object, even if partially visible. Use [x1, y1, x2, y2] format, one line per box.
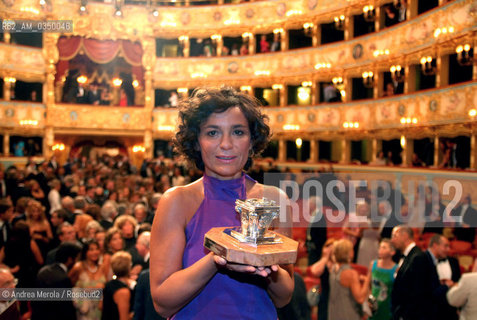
[0, 101, 45, 128]
[147, 82, 476, 140]
[3, 0, 472, 39]
[48, 104, 149, 133]
[151, 0, 475, 87]
[0, 44, 45, 81]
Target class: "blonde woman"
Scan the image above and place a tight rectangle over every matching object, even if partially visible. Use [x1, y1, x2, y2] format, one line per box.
[328, 239, 370, 320]
[25, 200, 52, 259]
[101, 251, 134, 320]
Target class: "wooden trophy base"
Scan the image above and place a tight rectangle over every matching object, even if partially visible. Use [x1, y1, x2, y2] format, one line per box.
[204, 227, 298, 266]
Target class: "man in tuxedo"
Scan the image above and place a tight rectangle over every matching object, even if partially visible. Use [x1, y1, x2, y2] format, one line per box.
[391, 225, 432, 320]
[0, 199, 13, 251]
[31, 242, 81, 320]
[429, 234, 460, 320]
[452, 195, 477, 243]
[45, 222, 79, 265]
[0, 171, 7, 199]
[87, 82, 101, 105]
[129, 231, 150, 271]
[392, 226, 456, 320]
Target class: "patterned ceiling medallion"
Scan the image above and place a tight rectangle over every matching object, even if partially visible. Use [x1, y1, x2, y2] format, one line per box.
[227, 62, 239, 74]
[352, 44, 363, 60]
[276, 3, 286, 17]
[308, 0, 318, 10]
[308, 112, 316, 122]
[5, 108, 14, 117]
[213, 11, 222, 21]
[181, 12, 191, 25]
[398, 104, 406, 116]
[245, 8, 254, 19]
[429, 100, 438, 112]
[69, 111, 78, 121]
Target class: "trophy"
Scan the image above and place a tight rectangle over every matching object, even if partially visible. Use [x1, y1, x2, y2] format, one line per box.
[204, 198, 298, 266]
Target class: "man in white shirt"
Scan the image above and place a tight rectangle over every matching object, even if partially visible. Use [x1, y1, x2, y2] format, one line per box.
[447, 271, 477, 320]
[48, 179, 62, 214]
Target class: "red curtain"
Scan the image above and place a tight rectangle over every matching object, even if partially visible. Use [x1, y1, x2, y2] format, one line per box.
[121, 40, 143, 66]
[55, 59, 70, 84]
[56, 36, 144, 83]
[57, 36, 82, 60]
[83, 38, 121, 64]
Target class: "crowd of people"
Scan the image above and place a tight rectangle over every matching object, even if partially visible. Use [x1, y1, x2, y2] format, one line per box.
[0, 152, 197, 319]
[302, 168, 477, 320]
[0, 86, 475, 320]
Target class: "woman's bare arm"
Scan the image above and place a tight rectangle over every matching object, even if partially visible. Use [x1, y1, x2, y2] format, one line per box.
[262, 186, 295, 307]
[113, 287, 130, 320]
[150, 186, 220, 318]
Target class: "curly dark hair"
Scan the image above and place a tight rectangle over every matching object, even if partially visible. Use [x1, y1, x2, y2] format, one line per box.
[174, 87, 271, 171]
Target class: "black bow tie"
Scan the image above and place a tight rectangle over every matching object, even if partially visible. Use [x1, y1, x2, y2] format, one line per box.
[438, 258, 448, 263]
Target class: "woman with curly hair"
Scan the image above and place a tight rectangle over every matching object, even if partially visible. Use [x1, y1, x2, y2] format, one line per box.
[102, 227, 124, 280]
[150, 87, 294, 319]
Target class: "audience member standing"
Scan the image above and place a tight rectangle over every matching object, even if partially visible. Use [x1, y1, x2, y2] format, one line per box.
[367, 239, 397, 320]
[309, 239, 335, 320]
[45, 222, 79, 265]
[69, 240, 106, 320]
[328, 239, 369, 320]
[48, 179, 62, 214]
[271, 34, 280, 52]
[25, 200, 52, 260]
[260, 35, 270, 53]
[134, 269, 165, 320]
[31, 242, 81, 320]
[240, 43, 248, 55]
[391, 225, 423, 319]
[391, 226, 453, 320]
[102, 228, 124, 280]
[101, 251, 134, 320]
[0, 199, 13, 252]
[0, 268, 21, 319]
[87, 83, 101, 105]
[428, 235, 459, 320]
[447, 271, 477, 320]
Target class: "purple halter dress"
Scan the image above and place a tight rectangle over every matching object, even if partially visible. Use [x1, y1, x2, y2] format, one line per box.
[171, 173, 277, 320]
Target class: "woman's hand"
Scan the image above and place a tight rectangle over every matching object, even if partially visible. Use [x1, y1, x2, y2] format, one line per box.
[213, 255, 278, 278]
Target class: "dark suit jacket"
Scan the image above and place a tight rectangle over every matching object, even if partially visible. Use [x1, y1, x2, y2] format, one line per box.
[452, 204, 477, 243]
[392, 246, 426, 320]
[133, 270, 165, 320]
[128, 247, 149, 271]
[392, 246, 451, 320]
[31, 263, 76, 320]
[437, 257, 460, 320]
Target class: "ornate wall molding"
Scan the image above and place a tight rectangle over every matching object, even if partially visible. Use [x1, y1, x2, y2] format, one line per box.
[0, 83, 475, 140]
[152, 81, 477, 140]
[47, 104, 149, 135]
[1, 0, 395, 38]
[0, 101, 45, 130]
[0, 44, 45, 81]
[151, 0, 476, 87]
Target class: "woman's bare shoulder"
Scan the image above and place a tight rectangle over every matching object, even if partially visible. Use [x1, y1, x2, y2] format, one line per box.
[155, 178, 204, 224]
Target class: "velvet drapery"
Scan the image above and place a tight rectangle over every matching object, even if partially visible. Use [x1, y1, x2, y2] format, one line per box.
[55, 36, 144, 85]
